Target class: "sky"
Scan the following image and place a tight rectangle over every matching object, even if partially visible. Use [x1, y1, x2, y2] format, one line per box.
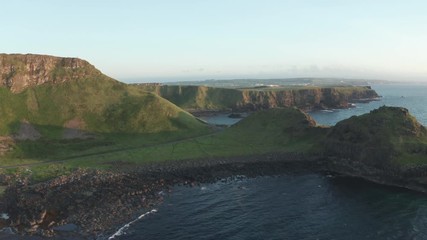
[2, 0, 427, 82]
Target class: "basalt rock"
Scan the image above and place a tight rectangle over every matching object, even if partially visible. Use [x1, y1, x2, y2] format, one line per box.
[0, 54, 99, 93]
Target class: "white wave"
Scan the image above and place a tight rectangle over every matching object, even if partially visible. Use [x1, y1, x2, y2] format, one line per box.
[0, 213, 9, 220]
[321, 110, 334, 113]
[108, 209, 157, 239]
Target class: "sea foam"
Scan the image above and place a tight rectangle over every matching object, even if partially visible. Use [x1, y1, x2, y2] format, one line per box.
[108, 209, 157, 239]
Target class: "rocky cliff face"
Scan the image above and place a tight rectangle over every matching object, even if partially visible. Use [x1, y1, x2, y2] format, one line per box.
[0, 54, 99, 93]
[238, 87, 378, 110]
[138, 85, 379, 111]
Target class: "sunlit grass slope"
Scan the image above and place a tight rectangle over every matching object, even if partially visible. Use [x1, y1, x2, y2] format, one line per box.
[15, 108, 324, 174]
[0, 63, 206, 137]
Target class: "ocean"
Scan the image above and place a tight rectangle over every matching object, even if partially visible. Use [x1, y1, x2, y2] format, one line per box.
[310, 83, 427, 126]
[111, 83, 427, 240]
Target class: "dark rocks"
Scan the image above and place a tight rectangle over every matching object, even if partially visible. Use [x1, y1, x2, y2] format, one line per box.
[53, 223, 79, 232]
[0, 153, 322, 239]
[0, 227, 15, 234]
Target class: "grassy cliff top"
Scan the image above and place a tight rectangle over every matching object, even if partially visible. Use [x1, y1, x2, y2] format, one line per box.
[231, 107, 316, 131]
[325, 106, 427, 167]
[329, 106, 426, 142]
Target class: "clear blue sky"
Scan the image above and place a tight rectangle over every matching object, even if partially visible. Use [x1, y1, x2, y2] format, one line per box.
[2, 0, 427, 82]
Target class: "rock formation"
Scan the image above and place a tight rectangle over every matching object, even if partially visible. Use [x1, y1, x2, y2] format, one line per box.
[0, 54, 99, 93]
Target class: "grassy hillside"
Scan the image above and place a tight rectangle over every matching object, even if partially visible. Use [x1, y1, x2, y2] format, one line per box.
[0, 55, 207, 137]
[0, 107, 324, 181]
[137, 84, 379, 111]
[325, 106, 427, 167]
[2, 105, 426, 185]
[139, 85, 241, 110]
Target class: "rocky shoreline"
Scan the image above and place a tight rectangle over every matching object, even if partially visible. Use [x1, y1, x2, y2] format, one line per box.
[1, 106, 426, 239]
[0, 153, 325, 239]
[2, 153, 427, 239]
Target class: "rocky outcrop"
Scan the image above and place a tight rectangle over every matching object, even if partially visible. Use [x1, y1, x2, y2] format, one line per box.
[137, 84, 379, 112]
[0, 54, 100, 93]
[324, 106, 427, 192]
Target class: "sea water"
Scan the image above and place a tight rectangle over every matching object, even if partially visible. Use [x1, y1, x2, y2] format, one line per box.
[112, 83, 427, 240]
[310, 83, 427, 126]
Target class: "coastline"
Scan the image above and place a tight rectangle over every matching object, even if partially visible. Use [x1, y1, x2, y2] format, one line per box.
[1, 152, 427, 239]
[1, 104, 425, 239]
[0, 153, 325, 239]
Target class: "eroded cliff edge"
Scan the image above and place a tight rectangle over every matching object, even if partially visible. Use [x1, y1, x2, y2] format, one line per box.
[137, 84, 379, 111]
[0, 54, 99, 93]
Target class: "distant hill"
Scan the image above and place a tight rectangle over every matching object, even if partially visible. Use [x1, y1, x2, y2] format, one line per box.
[0, 54, 206, 138]
[160, 77, 391, 88]
[135, 84, 379, 111]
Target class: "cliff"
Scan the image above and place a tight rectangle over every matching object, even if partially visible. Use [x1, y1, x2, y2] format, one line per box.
[324, 106, 427, 191]
[0, 54, 207, 138]
[0, 54, 101, 93]
[137, 85, 379, 111]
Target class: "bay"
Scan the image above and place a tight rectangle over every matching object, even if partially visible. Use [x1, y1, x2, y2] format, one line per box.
[113, 83, 427, 240]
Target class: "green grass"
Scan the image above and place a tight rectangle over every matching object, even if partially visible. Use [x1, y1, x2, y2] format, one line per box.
[1, 127, 213, 166]
[325, 106, 427, 167]
[4, 106, 426, 184]
[0, 54, 208, 136]
[0, 74, 207, 137]
[0, 108, 325, 182]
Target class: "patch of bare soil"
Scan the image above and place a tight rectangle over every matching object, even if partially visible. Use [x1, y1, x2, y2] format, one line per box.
[62, 118, 94, 139]
[12, 121, 41, 141]
[0, 137, 14, 156]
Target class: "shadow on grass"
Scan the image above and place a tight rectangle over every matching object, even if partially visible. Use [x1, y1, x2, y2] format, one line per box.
[2, 121, 214, 167]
